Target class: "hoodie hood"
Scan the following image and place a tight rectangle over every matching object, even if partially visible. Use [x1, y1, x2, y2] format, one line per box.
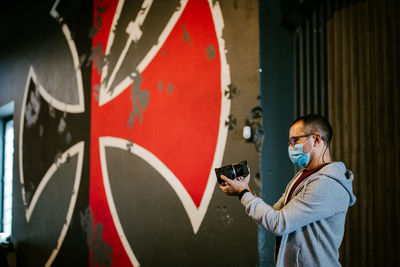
[314, 161, 357, 206]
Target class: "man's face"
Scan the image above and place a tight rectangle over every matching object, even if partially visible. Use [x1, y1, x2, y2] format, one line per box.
[288, 120, 314, 154]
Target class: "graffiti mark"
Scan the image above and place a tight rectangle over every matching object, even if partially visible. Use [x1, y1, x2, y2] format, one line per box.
[206, 44, 215, 60]
[217, 205, 233, 224]
[224, 84, 237, 99]
[247, 105, 264, 153]
[225, 114, 237, 131]
[182, 24, 190, 43]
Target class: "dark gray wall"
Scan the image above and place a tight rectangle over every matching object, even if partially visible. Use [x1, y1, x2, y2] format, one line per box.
[0, 0, 261, 266]
[259, 1, 295, 266]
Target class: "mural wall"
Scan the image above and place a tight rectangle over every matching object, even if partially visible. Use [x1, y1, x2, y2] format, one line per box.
[0, 0, 260, 266]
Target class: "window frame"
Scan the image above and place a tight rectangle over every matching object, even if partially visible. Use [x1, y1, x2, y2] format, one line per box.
[0, 101, 14, 243]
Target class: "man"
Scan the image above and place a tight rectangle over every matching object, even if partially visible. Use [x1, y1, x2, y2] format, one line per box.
[220, 114, 356, 266]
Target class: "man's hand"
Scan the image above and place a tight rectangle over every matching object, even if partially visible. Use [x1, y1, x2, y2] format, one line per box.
[219, 172, 252, 196]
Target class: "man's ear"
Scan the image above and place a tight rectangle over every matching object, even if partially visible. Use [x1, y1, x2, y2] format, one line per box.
[314, 133, 322, 146]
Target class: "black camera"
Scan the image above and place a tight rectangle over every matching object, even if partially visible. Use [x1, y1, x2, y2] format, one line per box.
[215, 161, 249, 184]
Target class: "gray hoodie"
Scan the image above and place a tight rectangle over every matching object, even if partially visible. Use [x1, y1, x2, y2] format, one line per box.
[241, 162, 356, 267]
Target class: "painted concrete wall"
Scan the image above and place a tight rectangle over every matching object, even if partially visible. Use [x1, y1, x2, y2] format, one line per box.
[258, 1, 295, 266]
[0, 0, 261, 266]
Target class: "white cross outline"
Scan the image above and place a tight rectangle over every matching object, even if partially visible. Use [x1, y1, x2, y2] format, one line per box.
[18, 0, 85, 265]
[19, 69, 85, 266]
[97, 0, 231, 266]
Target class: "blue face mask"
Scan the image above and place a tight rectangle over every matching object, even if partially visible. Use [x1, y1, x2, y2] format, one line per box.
[288, 138, 313, 167]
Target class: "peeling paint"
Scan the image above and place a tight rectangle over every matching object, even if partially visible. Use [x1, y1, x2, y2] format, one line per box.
[182, 24, 190, 43]
[89, 3, 107, 41]
[66, 153, 71, 163]
[25, 85, 41, 128]
[79, 54, 88, 69]
[126, 139, 133, 152]
[54, 151, 63, 167]
[93, 5, 108, 34]
[39, 125, 44, 137]
[89, 25, 98, 39]
[65, 132, 72, 144]
[135, 88, 149, 111]
[80, 207, 112, 267]
[93, 90, 100, 101]
[49, 104, 56, 118]
[25, 191, 32, 206]
[127, 72, 150, 128]
[158, 81, 163, 91]
[168, 83, 174, 94]
[58, 116, 66, 134]
[127, 99, 142, 127]
[206, 44, 216, 60]
[88, 42, 108, 75]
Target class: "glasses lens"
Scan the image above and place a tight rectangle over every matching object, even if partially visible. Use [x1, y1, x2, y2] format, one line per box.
[288, 137, 296, 146]
[288, 134, 312, 146]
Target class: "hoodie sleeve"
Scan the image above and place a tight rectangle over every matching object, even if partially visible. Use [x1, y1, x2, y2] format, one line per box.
[241, 176, 350, 236]
[272, 193, 285, 210]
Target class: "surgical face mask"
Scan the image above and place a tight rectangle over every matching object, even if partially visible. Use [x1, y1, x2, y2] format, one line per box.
[288, 137, 313, 167]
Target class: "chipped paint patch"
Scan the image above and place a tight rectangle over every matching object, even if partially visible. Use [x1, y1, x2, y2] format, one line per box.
[25, 85, 41, 128]
[127, 72, 150, 128]
[168, 83, 174, 94]
[81, 207, 112, 267]
[206, 44, 216, 60]
[182, 24, 190, 43]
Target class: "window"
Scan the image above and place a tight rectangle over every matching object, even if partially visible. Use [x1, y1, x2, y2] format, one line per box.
[0, 101, 14, 243]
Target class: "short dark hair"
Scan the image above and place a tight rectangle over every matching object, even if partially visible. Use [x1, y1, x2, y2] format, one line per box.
[291, 114, 333, 147]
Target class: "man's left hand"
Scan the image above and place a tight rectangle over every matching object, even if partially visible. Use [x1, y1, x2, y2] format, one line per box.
[219, 174, 251, 196]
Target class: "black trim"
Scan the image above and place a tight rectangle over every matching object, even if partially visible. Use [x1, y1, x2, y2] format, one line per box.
[238, 189, 249, 201]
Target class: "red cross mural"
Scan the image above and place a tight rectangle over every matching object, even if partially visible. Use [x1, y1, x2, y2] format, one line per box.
[90, 0, 230, 266]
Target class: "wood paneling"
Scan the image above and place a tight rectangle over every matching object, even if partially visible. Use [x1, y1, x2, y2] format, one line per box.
[294, 0, 399, 265]
[327, 0, 400, 266]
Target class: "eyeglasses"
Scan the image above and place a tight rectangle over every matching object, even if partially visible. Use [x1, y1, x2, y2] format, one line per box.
[288, 134, 313, 146]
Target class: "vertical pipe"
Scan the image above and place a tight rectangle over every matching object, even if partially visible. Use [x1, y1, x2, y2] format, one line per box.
[299, 26, 305, 116]
[312, 9, 319, 114]
[320, 3, 327, 117]
[305, 19, 311, 115]
[391, 1, 400, 263]
[294, 29, 299, 118]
